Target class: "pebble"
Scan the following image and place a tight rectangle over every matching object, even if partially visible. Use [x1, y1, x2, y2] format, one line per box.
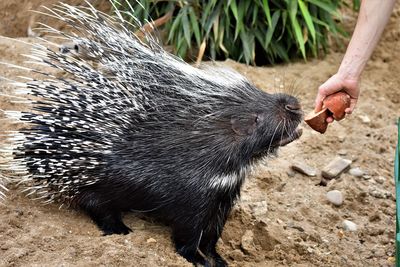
[375, 176, 386, 184]
[241, 230, 256, 254]
[388, 257, 396, 264]
[249, 201, 268, 217]
[337, 149, 347, 156]
[359, 115, 371, 124]
[290, 161, 317, 177]
[326, 190, 343, 206]
[321, 157, 352, 179]
[363, 174, 371, 180]
[342, 220, 357, 231]
[286, 169, 295, 177]
[349, 167, 364, 177]
[146, 238, 157, 243]
[369, 189, 391, 199]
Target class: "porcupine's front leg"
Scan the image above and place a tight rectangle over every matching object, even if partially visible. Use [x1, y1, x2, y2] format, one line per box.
[75, 190, 132, 235]
[172, 202, 230, 266]
[198, 200, 232, 267]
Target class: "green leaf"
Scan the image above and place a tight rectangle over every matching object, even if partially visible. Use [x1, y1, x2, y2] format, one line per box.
[265, 10, 280, 50]
[262, 0, 272, 25]
[230, 0, 239, 21]
[181, 7, 192, 48]
[288, 0, 306, 59]
[298, 0, 316, 43]
[189, 7, 201, 46]
[168, 12, 182, 42]
[240, 30, 255, 65]
[305, 0, 341, 17]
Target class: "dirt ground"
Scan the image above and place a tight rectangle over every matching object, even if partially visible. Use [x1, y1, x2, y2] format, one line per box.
[0, 1, 399, 267]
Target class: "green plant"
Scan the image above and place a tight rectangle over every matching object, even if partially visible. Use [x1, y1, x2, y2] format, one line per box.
[112, 0, 348, 65]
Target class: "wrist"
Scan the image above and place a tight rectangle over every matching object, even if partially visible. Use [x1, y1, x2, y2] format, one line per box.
[336, 63, 362, 82]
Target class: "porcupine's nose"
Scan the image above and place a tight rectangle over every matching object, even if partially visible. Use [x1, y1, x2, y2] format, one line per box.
[285, 104, 303, 115]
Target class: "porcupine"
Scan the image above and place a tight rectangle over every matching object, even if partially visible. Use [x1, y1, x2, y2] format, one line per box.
[0, 2, 303, 266]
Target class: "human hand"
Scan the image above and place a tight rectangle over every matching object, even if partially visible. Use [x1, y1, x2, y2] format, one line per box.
[314, 73, 360, 123]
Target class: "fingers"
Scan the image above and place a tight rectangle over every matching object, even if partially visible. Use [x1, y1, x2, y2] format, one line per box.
[345, 98, 358, 114]
[314, 93, 324, 112]
[314, 75, 344, 112]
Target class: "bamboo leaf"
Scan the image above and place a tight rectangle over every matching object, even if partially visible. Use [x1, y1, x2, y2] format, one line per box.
[265, 10, 280, 50]
[288, 0, 306, 59]
[298, 0, 316, 42]
[230, 0, 239, 21]
[305, 0, 341, 17]
[262, 0, 272, 25]
[189, 7, 201, 46]
[181, 7, 192, 48]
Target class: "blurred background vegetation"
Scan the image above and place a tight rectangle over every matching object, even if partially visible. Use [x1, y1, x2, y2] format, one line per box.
[112, 0, 361, 65]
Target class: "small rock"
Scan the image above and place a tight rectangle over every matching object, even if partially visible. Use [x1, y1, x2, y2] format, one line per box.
[290, 161, 317, 177]
[359, 115, 371, 124]
[250, 201, 268, 217]
[138, 251, 147, 258]
[342, 220, 357, 231]
[363, 174, 371, 180]
[349, 167, 364, 177]
[375, 176, 385, 184]
[146, 238, 157, 244]
[337, 230, 345, 239]
[388, 256, 396, 264]
[337, 149, 347, 156]
[241, 230, 256, 254]
[326, 190, 343, 206]
[321, 157, 352, 179]
[286, 169, 295, 177]
[369, 189, 391, 199]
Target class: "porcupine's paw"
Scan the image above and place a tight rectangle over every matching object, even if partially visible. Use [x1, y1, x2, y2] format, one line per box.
[204, 251, 227, 267]
[100, 219, 132, 236]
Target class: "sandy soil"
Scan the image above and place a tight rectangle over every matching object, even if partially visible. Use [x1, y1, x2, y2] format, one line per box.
[0, 1, 399, 267]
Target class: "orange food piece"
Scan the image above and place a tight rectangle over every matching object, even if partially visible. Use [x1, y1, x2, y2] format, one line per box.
[323, 92, 351, 121]
[304, 108, 329, 134]
[305, 92, 351, 134]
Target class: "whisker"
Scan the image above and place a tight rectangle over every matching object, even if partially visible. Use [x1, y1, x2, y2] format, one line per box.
[266, 120, 282, 155]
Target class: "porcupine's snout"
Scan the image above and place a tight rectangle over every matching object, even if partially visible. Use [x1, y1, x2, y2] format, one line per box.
[274, 93, 303, 146]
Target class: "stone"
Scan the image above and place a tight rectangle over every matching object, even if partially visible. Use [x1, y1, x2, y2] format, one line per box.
[326, 190, 343, 206]
[250, 200, 268, 217]
[286, 169, 295, 177]
[321, 157, 352, 179]
[359, 115, 371, 124]
[342, 220, 357, 231]
[349, 167, 364, 177]
[241, 230, 256, 254]
[290, 161, 317, 177]
[363, 174, 371, 180]
[146, 238, 157, 243]
[375, 176, 386, 184]
[337, 149, 347, 156]
[369, 188, 391, 199]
